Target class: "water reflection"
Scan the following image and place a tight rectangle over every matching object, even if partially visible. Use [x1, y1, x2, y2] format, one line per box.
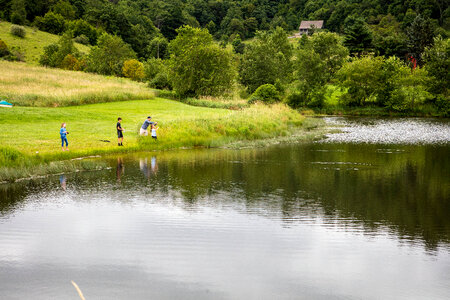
[0, 135, 449, 299]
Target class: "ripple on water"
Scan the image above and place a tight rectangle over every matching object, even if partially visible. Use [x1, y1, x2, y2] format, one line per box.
[321, 117, 450, 144]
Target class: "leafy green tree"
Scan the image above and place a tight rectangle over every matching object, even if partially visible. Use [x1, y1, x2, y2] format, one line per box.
[293, 32, 349, 108]
[10, 0, 26, 25]
[423, 36, 449, 115]
[387, 68, 432, 112]
[371, 14, 407, 58]
[67, 19, 101, 45]
[33, 12, 66, 34]
[423, 36, 449, 95]
[145, 36, 169, 59]
[87, 33, 136, 76]
[39, 32, 78, 68]
[343, 15, 373, 55]
[337, 56, 384, 106]
[168, 26, 236, 96]
[407, 15, 435, 64]
[51, 0, 76, 20]
[231, 34, 245, 54]
[239, 27, 293, 93]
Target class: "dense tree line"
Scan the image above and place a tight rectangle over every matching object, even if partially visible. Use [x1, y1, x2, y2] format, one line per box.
[0, 0, 448, 115]
[1, 0, 448, 59]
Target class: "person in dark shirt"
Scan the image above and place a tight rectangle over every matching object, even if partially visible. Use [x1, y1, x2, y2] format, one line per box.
[117, 117, 124, 146]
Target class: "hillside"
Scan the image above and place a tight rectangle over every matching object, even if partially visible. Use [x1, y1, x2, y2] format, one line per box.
[0, 60, 154, 106]
[0, 21, 89, 65]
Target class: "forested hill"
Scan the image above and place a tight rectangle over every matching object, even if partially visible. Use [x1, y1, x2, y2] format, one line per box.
[1, 0, 448, 59]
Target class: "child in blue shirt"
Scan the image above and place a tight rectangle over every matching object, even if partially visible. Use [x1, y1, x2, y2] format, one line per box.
[60, 123, 69, 151]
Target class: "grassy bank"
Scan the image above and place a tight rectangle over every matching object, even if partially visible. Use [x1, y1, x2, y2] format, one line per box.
[0, 21, 90, 65]
[0, 61, 154, 106]
[0, 98, 314, 182]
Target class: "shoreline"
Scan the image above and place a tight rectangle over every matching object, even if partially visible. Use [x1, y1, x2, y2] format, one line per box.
[0, 120, 328, 184]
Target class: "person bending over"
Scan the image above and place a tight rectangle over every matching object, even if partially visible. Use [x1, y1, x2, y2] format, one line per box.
[140, 116, 154, 136]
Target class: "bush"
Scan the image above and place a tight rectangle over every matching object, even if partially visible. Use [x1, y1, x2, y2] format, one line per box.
[39, 33, 78, 68]
[143, 58, 164, 81]
[73, 34, 89, 45]
[67, 19, 101, 45]
[149, 72, 172, 90]
[249, 84, 281, 104]
[122, 59, 145, 81]
[286, 92, 305, 108]
[33, 12, 66, 34]
[60, 54, 79, 70]
[10, 25, 26, 38]
[0, 40, 9, 57]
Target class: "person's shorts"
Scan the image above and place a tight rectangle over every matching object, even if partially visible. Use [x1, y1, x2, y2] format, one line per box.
[152, 136, 157, 139]
[140, 128, 148, 136]
[117, 131, 123, 138]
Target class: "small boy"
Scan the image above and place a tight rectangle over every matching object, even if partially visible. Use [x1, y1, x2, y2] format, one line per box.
[151, 122, 158, 140]
[60, 122, 69, 151]
[117, 117, 124, 146]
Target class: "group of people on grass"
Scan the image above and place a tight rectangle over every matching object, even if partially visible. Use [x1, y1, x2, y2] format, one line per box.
[59, 116, 159, 151]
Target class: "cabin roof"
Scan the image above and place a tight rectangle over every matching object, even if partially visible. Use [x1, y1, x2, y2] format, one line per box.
[299, 20, 324, 29]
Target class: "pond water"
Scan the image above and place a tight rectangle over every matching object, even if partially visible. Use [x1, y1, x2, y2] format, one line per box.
[1, 117, 449, 300]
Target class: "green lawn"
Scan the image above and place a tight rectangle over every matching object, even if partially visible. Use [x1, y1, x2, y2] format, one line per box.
[0, 21, 90, 65]
[0, 98, 232, 154]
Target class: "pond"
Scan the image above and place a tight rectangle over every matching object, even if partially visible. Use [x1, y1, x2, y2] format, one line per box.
[1, 117, 449, 299]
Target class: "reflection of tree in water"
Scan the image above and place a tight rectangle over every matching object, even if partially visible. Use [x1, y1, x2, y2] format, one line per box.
[145, 144, 450, 250]
[1, 144, 448, 251]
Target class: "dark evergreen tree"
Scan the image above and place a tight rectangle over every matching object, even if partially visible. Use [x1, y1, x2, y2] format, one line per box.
[407, 14, 435, 65]
[343, 15, 373, 55]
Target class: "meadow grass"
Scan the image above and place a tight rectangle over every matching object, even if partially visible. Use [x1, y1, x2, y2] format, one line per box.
[0, 20, 90, 65]
[0, 99, 309, 181]
[0, 61, 155, 106]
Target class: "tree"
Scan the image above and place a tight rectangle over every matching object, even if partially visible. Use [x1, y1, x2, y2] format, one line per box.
[371, 14, 408, 58]
[10, 0, 27, 25]
[51, 0, 76, 20]
[423, 36, 449, 114]
[67, 19, 101, 45]
[337, 56, 384, 106]
[239, 27, 293, 93]
[39, 32, 78, 68]
[343, 15, 373, 55]
[168, 26, 236, 96]
[292, 32, 349, 108]
[122, 59, 145, 81]
[87, 33, 136, 76]
[33, 12, 67, 34]
[407, 15, 435, 64]
[231, 34, 245, 54]
[145, 36, 169, 59]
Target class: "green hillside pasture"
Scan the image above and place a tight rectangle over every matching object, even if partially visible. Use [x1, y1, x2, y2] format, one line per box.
[0, 21, 90, 65]
[0, 61, 154, 106]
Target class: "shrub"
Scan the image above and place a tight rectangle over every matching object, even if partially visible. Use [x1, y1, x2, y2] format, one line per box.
[249, 84, 281, 104]
[10, 25, 26, 38]
[4, 46, 25, 62]
[60, 54, 79, 70]
[67, 19, 101, 45]
[149, 72, 172, 90]
[33, 12, 66, 34]
[143, 58, 164, 81]
[0, 40, 9, 57]
[286, 92, 305, 108]
[122, 59, 145, 81]
[39, 33, 78, 68]
[73, 34, 89, 45]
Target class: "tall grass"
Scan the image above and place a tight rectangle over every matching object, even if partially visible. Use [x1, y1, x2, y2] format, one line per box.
[0, 61, 154, 106]
[139, 104, 304, 149]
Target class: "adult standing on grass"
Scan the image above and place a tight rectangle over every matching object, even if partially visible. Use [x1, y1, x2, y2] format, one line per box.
[117, 117, 124, 146]
[60, 123, 69, 151]
[140, 116, 154, 136]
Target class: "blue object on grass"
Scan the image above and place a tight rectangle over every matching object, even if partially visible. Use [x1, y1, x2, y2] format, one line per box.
[0, 100, 13, 107]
